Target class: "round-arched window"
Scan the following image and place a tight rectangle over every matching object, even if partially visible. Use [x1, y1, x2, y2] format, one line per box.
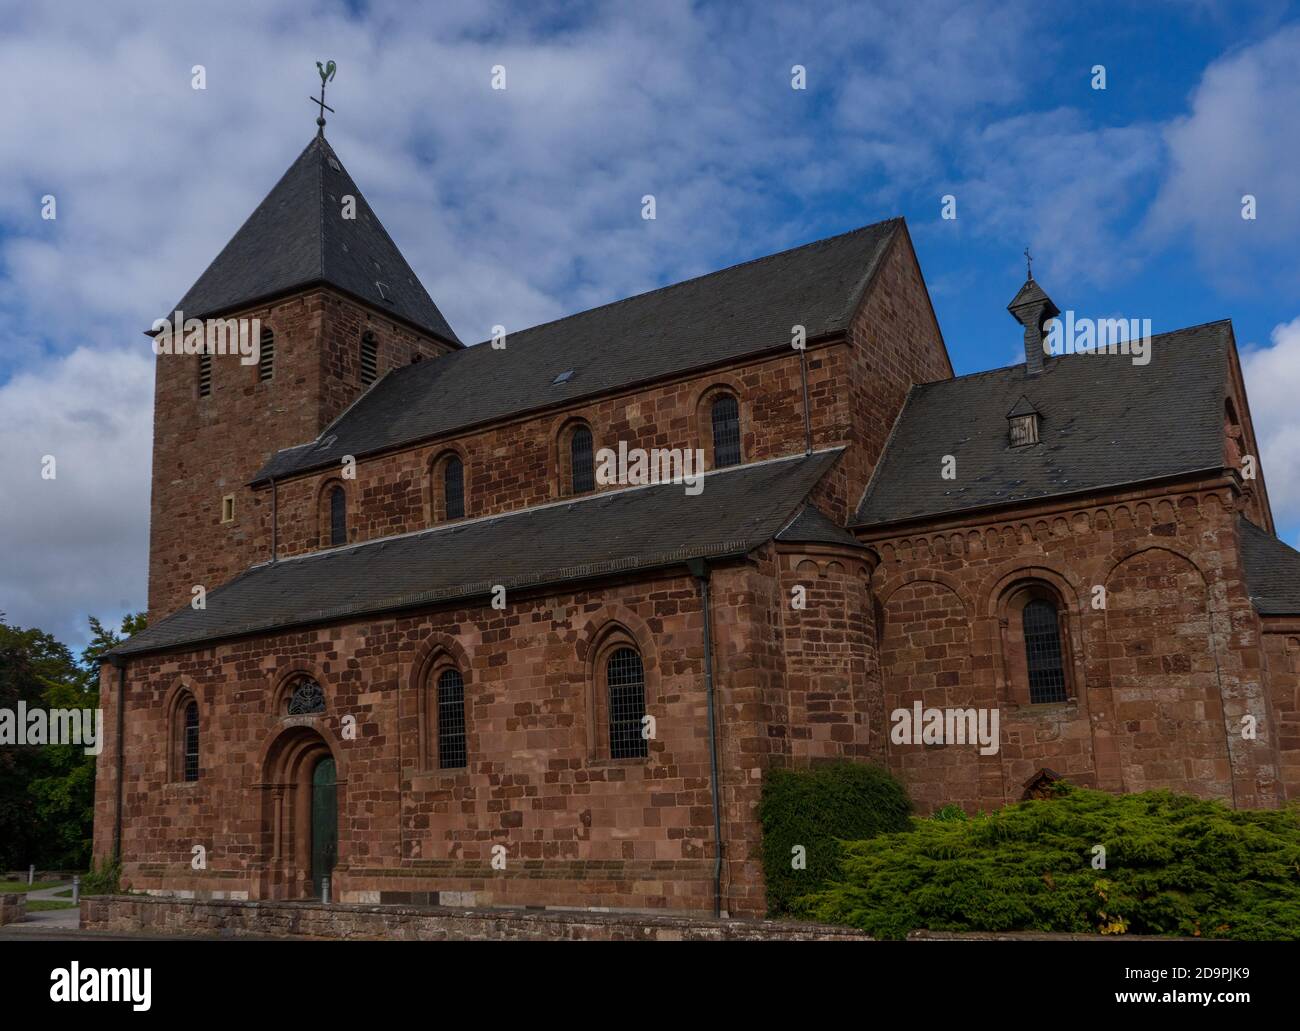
[1022, 598, 1067, 704]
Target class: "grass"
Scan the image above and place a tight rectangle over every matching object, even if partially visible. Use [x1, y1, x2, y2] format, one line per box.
[0, 880, 62, 893]
[25, 900, 77, 912]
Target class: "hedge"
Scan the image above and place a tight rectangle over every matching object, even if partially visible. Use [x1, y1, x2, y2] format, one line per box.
[758, 762, 912, 915]
[792, 783, 1300, 940]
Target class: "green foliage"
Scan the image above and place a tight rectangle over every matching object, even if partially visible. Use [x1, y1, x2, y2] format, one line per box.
[793, 784, 1300, 940]
[26, 900, 77, 912]
[80, 858, 122, 897]
[931, 803, 968, 822]
[759, 762, 912, 915]
[0, 612, 144, 870]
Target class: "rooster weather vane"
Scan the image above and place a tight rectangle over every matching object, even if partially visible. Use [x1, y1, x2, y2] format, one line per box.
[311, 60, 337, 133]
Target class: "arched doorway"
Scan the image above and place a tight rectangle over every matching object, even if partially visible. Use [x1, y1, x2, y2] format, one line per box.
[256, 725, 345, 900]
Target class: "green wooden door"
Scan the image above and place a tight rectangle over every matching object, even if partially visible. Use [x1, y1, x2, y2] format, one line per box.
[311, 758, 337, 898]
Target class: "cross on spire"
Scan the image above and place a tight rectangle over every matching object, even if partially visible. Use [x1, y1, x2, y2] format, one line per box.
[1024, 246, 1033, 282]
[310, 60, 337, 134]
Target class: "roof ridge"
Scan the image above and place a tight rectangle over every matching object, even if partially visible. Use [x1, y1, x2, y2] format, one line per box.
[320, 138, 456, 343]
[158, 135, 320, 324]
[316, 136, 326, 282]
[915, 318, 1235, 391]
[464, 217, 902, 347]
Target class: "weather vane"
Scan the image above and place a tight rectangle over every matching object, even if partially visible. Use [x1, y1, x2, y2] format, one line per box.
[1024, 246, 1033, 281]
[311, 60, 337, 133]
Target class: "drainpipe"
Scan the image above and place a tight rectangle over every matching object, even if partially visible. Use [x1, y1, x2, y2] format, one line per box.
[107, 654, 127, 863]
[687, 557, 724, 918]
[270, 476, 279, 562]
[798, 345, 813, 456]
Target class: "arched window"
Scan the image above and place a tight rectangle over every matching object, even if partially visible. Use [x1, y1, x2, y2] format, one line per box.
[258, 327, 275, 382]
[711, 395, 741, 467]
[329, 486, 346, 546]
[606, 647, 647, 759]
[443, 456, 465, 520]
[436, 668, 467, 769]
[570, 425, 594, 494]
[1023, 599, 1067, 703]
[286, 677, 326, 715]
[182, 699, 200, 781]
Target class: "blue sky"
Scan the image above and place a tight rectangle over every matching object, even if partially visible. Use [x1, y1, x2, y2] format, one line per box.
[1, 0, 1298, 647]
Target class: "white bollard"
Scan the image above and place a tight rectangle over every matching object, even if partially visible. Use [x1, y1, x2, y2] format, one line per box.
[72, 876, 80, 905]
[321, 875, 331, 904]
[28, 864, 34, 886]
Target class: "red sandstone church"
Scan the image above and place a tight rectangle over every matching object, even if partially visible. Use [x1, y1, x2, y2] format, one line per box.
[95, 128, 1300, 918]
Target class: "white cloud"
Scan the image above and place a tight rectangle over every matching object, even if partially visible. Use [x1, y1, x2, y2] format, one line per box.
[1241, 317, 1300, 536]
[1144, 23, 1300, 293]
[0, 346, 153, 644]
[942, 109, 1164, 287]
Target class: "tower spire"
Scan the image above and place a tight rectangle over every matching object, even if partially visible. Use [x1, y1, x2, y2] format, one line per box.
[310, 60, 337, 134]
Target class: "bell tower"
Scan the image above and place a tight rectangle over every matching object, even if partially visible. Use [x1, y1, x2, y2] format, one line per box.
[146, 116, 460, 620]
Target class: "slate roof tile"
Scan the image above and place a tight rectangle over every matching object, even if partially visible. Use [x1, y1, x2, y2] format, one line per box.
[1239, 517, 1300, 616]
[164, 134, 460, 345]
[109, 449, 843, 658]
[855, 321, 1232, 527]
[775, 504, 863, 548]
[253, 219, 900, 483]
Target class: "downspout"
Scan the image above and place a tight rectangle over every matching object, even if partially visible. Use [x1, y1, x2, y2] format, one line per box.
[687, 557, 724, 918]
[107, 654, 127, 863]
[798, 345, 813, 456]
[270, 476, 278, 562]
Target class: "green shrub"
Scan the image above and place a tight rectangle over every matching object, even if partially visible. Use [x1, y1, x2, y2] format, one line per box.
[80, 858, 121, 897]
[931, 804, 968, 822]
[793, 784, 1300, 940]
[759, 762, 912, 915]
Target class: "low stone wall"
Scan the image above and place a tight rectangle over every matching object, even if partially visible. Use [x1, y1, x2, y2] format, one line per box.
[0, 893, 25, 926]
[81, 895, 869, 941]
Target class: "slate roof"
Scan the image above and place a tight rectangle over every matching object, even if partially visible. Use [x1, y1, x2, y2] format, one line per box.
[1006, 395, 1039, 418]
[163, 134, 460, 345]
[1238, 517, 1300, 616]
[1007, 279, 1060, 317]
[108, 449, 843, 658]
[252, 219, 902, 483]
[855, 320, 1232, 527]
[776, 504, 863, 548]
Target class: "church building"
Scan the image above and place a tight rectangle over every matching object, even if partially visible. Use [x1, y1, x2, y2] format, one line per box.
[95, 127, 1300, 918]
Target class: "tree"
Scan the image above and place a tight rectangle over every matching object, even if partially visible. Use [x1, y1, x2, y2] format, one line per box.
[0, 612, 145, 869]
